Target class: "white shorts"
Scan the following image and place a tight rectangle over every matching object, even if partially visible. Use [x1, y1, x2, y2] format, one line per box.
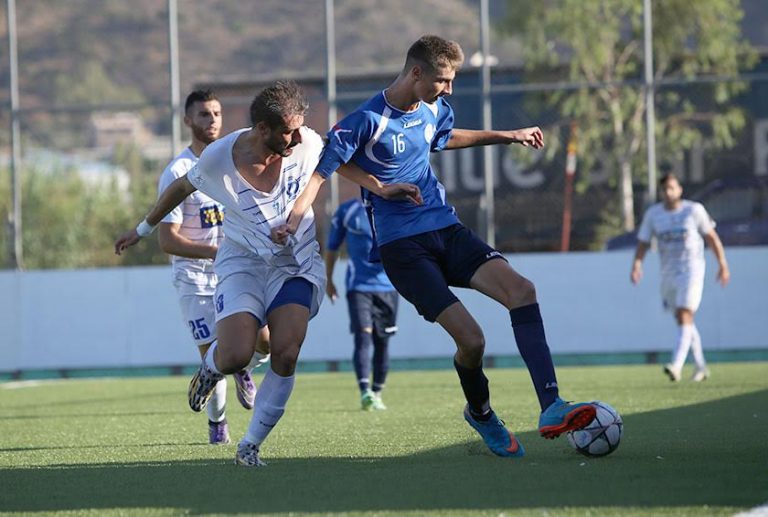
[213, 238, 326, 326]
[176, 294, 217, 346]
[661, 272, 704, 313]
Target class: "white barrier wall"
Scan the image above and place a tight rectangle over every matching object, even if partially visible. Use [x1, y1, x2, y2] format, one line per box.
[1, 247, 766, 372]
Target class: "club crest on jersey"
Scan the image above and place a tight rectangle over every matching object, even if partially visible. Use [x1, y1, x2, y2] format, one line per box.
[285, 176, 301, 200]
[424, 123, 435, 143]
[199, 205, 224, 228]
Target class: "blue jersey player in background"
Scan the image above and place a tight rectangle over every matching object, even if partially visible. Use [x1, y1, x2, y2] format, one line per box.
[325, 198, 399, 411]
[276, 35, 596, 458]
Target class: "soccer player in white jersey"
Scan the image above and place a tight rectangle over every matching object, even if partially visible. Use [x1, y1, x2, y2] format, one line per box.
[155, 90, 268, 445]
[115, 81, 325, 467]
[631, 173, 730, 382]
[277, 35, 597, 459]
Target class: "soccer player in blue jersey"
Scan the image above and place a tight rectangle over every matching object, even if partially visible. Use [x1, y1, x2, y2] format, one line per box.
[325, 198, 399, 411]
[275, 35, 596, 458]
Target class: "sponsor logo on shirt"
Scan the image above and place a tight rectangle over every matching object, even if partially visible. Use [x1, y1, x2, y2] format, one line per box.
[286, 176, 301, 200]
[403, 119, 423, 128]
[199, 205, 224, 228]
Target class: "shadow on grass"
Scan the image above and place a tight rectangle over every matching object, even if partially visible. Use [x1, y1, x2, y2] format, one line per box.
[1, 389, 766, 514]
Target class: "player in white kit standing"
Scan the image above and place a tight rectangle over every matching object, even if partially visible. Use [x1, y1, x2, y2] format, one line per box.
[115, 81, 326, 467]
[156, 90, 268, 445]
[631, 173, 730, 382]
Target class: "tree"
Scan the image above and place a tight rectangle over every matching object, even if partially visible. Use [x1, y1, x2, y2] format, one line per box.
[501, 0, 757, 231]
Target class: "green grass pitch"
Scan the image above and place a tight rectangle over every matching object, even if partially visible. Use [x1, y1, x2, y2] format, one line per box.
[1, 362, 766, 516]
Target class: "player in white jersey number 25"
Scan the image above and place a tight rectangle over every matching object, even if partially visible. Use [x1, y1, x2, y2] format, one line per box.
[115, 81, 324, 467]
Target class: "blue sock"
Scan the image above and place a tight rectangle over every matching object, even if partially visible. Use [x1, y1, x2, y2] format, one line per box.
[371, 333, 390, 392]
[353, 330, 373, 393]
[454, 359, 492, 420]
[509, 303, 559, 411]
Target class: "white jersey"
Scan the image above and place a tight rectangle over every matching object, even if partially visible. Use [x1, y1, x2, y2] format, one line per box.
[158, 147, 224, 296]
[637, 200, 715, 278]
[187, 127, 324, 273]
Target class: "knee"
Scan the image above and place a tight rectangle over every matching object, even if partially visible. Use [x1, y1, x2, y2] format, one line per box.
[269, 338, 303, 372]
[505, 277, 537, 309]
[455, 328, 485, 361]
[215, 342, 253, 374]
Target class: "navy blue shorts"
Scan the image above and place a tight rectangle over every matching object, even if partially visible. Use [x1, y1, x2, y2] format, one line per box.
[347, 290, 399, 338]
[266, 277, 314, 315]
[378, 224, 505, 322]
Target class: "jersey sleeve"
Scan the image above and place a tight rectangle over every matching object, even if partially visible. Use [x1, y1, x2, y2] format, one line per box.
[326, 203, 349, 251]
[158, 165, 184, 224]
[430, 99, 455, 152]
[316, 111, 374, 178]
[692, 202, 715, 235]
[636, 207, 654, 243]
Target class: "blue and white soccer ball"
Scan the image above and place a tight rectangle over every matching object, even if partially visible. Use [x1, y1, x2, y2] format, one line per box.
[566, 401, 623, 457]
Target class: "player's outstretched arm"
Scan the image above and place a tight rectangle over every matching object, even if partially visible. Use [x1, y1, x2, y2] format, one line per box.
[704, 230, 730, 286]
[630, 241, 650, 285]
[114, 175, 197, 255]
[445, 127, 544, 150]
[337, 162, 423, 205]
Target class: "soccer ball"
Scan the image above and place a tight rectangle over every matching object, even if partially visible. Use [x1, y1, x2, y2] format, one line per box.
[566, 401, 623, 457]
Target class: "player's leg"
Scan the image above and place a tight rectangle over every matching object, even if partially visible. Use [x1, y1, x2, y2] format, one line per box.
[680, 276, 708, 381]
[237, 277, 313, 467]
[179, 293, 230, 443]
[347, 291, 376, 410]
[379, 231, 522, 457]
[463, 234, 595, 438]
[370, 291, 398, 410]
[189, 311, 261, 412]
[232, 325, 270, 411]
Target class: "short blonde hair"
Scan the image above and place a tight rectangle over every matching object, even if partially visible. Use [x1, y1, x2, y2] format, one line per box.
[404, 35, 464, 73]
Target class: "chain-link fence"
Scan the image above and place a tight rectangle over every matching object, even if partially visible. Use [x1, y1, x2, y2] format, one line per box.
[1, 0, 765, 269]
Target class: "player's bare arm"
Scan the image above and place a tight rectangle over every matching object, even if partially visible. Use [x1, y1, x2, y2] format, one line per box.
[158, 223, 218, 260]
[445, 127, 544, 150]
[324, 249, 340, 303]
[336, 162, 423, 205]
[114, 175, 197, 255]
[630, 240, 651, 285]
[704, 230, 730, 286]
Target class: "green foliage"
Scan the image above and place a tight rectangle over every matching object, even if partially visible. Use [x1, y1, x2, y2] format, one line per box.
[0, 151, 168, 270]
[500, 0, 758, 232]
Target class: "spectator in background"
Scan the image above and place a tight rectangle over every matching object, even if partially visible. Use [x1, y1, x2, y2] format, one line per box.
[631, 173, 730, 382]
[325, 197, 399, 411]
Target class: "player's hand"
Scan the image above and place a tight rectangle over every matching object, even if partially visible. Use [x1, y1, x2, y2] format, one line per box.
[630, 264, 643, 285]
[114, 229, 141, 256]
[717, 265, 730, 287]
[271, 224, 291, 245]
[380, 183, 423, 205]
[326, 282, 338, 304]
[511, 127, 544, 149]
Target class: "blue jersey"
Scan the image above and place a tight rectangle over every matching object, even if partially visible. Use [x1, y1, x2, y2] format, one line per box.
[316, 91, 459, 245]
[327, 198, 394, 293]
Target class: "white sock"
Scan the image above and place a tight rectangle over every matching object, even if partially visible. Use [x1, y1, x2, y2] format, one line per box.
[203, 340, 222, 375]
[207, 378, 227, 422]
[689, 324, 707, 369]
[671, 324, 694, 371]
[244, 367, 295, 447]
[246, 351, 270, 371]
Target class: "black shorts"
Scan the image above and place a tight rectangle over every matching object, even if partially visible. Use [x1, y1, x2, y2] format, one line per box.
[378, 223, 505, 322]
[347, 290, 399, 338]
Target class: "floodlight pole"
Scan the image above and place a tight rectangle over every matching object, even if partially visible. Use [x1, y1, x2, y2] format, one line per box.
[168, 0, 181, 157]
[7, 0, 23, 269]
[479, 0, 495, 247]
[643, 0, 657, 204]
[325, 0, 339, 217]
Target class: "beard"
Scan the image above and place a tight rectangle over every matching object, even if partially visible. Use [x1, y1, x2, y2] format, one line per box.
[266, 136, 298, 157]
[191, 124, 219, 145]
